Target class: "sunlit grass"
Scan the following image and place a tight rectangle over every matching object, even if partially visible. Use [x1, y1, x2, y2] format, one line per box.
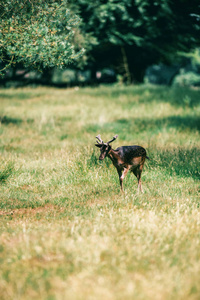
[0, 84, 200, 299]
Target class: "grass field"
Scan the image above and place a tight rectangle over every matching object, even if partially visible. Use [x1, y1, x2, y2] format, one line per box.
[0, 84, 200, 300]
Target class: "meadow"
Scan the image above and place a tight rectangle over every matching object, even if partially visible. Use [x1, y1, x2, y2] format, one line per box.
[0, 84, 199, 300]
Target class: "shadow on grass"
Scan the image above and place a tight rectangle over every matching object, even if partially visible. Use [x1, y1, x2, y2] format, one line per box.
[85, 115, 200, 137]
[149, 147, 200, 180]
[79, 85, 200, 107]
[0, 116, 23, 125]
[137, 86, 200, 108]
[0, 92, 43, 100]
[118, 115, 200, 132]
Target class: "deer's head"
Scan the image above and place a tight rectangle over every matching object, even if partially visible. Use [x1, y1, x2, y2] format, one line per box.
[95, 134, 118, 160]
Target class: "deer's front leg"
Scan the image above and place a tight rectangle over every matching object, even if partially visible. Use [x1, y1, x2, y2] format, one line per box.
[117, 169, 123, 191]
[117, 167, 129, 192]
[137, 164, 144, 193]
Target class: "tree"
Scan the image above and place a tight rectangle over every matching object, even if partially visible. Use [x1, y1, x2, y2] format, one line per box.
[69, 0, 200, 83]
[0, 0, 84, 76]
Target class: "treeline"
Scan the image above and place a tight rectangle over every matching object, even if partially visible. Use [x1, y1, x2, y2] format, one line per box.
[0, 0, 200, 86]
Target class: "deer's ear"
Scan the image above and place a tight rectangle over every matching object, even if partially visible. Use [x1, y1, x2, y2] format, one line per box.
[95, 144, 102, 148]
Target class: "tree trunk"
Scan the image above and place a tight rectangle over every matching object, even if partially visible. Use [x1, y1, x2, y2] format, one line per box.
[121, 46, 131, 84]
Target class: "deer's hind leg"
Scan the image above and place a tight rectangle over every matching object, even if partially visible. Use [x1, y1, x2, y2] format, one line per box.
[132, 164, 144, 193]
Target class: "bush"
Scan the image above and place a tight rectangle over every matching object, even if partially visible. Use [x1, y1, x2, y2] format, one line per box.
[52, 69, 77, 85]
[173, 71, 200, 87]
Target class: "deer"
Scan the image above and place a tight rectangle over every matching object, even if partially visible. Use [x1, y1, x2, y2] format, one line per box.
[95, 134, 149, 193]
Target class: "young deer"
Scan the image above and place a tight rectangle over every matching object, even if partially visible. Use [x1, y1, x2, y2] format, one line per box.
[95, 134, 149, 193]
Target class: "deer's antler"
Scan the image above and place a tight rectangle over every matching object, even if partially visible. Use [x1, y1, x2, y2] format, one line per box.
[96, 134, 104, 144]
[107, 135, 118, 144]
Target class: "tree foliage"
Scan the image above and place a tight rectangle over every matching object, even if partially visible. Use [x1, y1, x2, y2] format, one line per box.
[0, 0, 84, 76]
[69, 0, 200, 82]
[1, 0, 200, 83]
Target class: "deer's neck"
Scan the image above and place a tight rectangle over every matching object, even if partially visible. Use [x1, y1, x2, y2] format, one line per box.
[108, 149, 122, 165]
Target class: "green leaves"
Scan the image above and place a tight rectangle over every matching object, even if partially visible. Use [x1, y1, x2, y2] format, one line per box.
[0, 0, 84, 75]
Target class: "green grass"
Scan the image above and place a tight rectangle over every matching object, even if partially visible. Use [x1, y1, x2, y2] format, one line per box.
[0, 84, 200, 300]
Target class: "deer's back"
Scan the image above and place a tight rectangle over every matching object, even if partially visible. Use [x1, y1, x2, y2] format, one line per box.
[115, 145, 147, 163]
